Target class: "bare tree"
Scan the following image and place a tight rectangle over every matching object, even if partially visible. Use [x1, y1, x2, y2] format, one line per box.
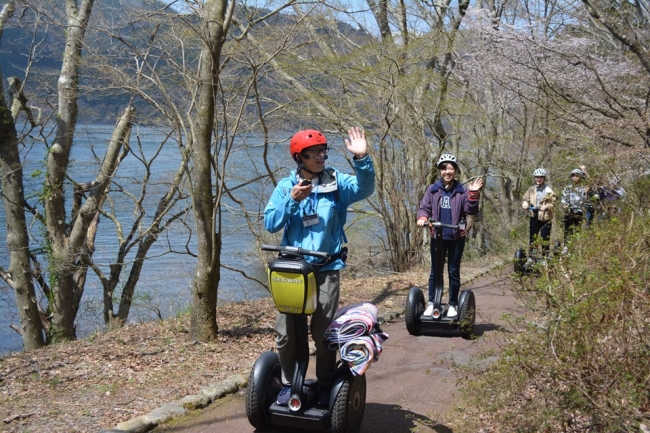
[0, 0, 46, 351]
[0, 0, 197, 349]
[185, 0, 234, 341]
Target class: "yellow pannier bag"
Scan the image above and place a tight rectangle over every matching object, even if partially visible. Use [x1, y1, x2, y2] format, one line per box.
[268, 257, 318, 314]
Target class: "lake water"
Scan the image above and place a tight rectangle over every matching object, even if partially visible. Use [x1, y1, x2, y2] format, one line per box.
[0, 124, 357, 356]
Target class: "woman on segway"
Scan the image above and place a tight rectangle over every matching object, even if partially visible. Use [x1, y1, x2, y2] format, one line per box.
[521, 168, 555, 261]
[416, 154, 483, 319]
[264, 127, 375, 407]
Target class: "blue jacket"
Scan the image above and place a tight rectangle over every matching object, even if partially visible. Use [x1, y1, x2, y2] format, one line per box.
[264, 156, 375, 271]
[417, 179, 479, 240]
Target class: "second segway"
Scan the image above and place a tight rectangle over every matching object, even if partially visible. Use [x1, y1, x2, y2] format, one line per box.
[405, 220, 476, 339]
[246, 245, 366, 433]
[514, 206, 555, 275]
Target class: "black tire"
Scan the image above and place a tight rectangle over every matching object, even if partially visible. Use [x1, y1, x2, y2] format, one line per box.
[330, 374, 367, 433]
[405, 287, 424, 336]
[458, 290, 476, 340]
[245, 352, 281, 430]
[514, 248, 526, 274]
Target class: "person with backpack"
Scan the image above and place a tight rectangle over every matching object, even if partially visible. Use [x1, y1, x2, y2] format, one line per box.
[521, 168, 555, 260]
[416, 154, 483, 318]
[264, 127, 375, 407]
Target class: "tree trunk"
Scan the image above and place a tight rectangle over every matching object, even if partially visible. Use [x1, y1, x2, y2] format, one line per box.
[45, 0, 95, 342]
[189, 0, 233, 342]
[0, 33, 45, 350]
[0, 0, 44, 351]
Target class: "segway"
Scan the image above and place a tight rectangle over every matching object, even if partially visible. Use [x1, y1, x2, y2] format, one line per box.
[246, 245, 366, 433]
[405, 220, 476, 339]
[514, 206, 550, 275]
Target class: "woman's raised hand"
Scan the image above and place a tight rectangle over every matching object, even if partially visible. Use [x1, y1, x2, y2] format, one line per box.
[469, 177, 484, 191]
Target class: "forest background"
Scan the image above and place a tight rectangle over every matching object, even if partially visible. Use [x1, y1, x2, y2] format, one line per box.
[2, 0, 650, 432]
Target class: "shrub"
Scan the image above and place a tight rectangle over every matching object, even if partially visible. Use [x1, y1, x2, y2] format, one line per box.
[457, 205, 650, 432]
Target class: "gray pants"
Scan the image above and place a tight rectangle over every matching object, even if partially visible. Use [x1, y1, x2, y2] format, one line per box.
[275, 270, 340, 386]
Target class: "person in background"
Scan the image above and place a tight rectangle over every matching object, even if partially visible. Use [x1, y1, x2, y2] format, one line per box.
[416, 153, 484, 318]
[264, 127, 375, 407]
[592, 173, 627, 220]
[578, 165, 598, 228]
[561, 166, 591, 252]
[521, 168, 555, 260]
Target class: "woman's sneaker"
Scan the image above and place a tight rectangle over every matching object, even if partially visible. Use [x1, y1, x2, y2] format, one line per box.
[423, 304, 434, 317]
[447, 305, 457, 318]
[276, 386, 291, 406]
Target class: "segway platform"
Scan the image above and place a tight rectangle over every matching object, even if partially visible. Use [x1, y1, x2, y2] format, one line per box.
[420, 309, 459, 328]
[269, 402, 329, 430]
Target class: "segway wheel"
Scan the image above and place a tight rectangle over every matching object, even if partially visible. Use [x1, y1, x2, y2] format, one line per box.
[514, 248, 526, 274]
[246, 351, 282, 430]
[458, 290, 476, 340]
[405, 286, 425, 336]
[330, 374, 367, 433]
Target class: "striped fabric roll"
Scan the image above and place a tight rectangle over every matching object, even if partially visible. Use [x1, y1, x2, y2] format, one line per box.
[324, 302, 389, 376]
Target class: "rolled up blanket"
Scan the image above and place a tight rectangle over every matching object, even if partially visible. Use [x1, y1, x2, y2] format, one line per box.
[324, 302, 389, 376]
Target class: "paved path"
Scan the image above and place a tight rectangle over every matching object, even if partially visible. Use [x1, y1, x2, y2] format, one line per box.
[152, 268, 520, 433]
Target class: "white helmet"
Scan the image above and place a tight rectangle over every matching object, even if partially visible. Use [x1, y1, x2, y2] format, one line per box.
[533, 168, 547, 177]
[570, 168, 586, 179]
[436, 153, 458, 168]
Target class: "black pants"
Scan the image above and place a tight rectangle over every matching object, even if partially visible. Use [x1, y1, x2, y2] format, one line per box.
[427, 238, 465, 307]
[529, 217, 552, 255]
[564, 212, 583, 239]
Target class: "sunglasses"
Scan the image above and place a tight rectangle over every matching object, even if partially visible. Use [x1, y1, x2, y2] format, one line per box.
[303, 146, 329, 157]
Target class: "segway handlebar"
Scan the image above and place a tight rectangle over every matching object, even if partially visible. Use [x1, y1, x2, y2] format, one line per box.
[261, 244, 330, 260]
[427, 218, 463, 231]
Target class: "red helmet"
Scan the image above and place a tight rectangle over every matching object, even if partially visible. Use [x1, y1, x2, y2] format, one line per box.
[290, 129, 327, 158]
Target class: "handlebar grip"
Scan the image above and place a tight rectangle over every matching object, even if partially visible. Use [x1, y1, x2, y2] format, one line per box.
[427, 219, 460, 230]
[261, 244, 330, 260]
[299, 248, 330, 260]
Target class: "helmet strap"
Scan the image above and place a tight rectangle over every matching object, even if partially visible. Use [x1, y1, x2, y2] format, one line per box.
[299, 165, 324, 178]
[296, 155, 324, 179]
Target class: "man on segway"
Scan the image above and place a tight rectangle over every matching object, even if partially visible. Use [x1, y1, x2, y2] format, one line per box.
[264, 127, 375, 407]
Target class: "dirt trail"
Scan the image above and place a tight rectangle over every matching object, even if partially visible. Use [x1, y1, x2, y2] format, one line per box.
[151, 268, 520, 433]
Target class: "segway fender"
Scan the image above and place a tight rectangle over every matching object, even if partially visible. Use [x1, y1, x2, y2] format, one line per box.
[407, 286, 423, 311]
[458, 289, 476, 340]
[253, 351, 280, 408]
[329, 365, 352, 413]
[405, 286, 425, 336]
[458, 289, 469, 309]
[514, 248, 527, 274]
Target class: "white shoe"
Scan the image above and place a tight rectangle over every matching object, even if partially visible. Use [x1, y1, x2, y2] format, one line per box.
[447, 305, 457, 318]
[423, 304, 434, 317]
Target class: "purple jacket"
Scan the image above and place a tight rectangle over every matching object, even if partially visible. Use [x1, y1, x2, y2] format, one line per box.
[417, 180, 479, 239]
